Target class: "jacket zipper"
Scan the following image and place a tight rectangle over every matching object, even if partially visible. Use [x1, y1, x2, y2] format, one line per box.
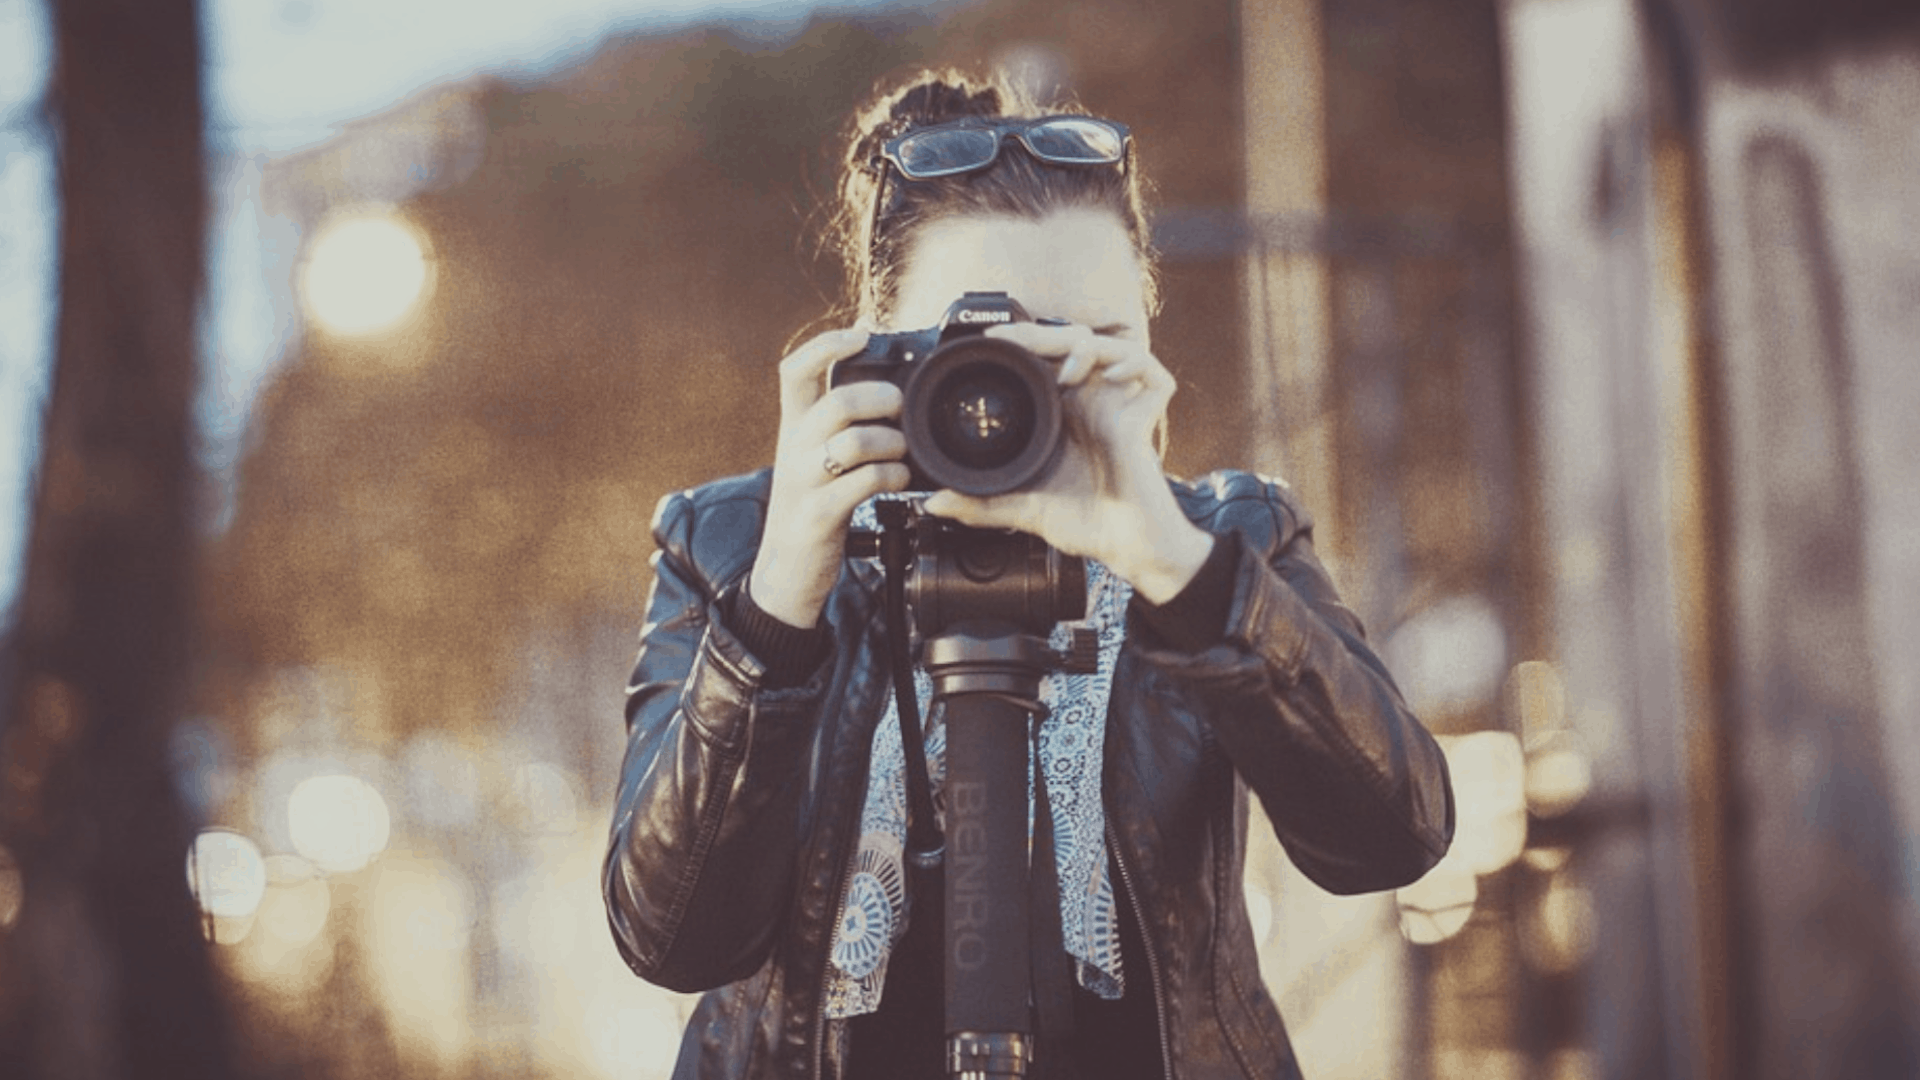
[1107, 818, 1176, 1080]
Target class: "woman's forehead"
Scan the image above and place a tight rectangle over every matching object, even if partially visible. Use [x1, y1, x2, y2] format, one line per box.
[889, 209, 1149, 334]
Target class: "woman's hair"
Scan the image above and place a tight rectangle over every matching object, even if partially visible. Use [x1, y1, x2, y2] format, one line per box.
[832, 68, 1158, 326]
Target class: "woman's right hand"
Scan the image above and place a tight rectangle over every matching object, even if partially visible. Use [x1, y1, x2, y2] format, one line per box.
[748, 328, 911, 629]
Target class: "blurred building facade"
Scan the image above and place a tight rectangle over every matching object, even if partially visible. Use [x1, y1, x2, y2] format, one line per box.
[1496, 1, 1920, 1078]
[1237, 1, 1920, 1079]
[174, 0, 1920, 1078]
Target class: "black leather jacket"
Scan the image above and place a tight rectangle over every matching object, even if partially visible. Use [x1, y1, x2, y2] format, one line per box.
[604, 468, 1454, 1080]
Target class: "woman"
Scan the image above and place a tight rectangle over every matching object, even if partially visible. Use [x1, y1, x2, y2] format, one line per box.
[603, 70, 1454, 1080]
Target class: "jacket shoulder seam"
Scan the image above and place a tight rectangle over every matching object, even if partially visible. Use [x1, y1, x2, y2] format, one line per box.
[653, 470, 773, 599]
[1173, 470, 1302, 545]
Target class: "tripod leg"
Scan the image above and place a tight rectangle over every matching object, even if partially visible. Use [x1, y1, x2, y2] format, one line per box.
[944, 692, 1033, 1078]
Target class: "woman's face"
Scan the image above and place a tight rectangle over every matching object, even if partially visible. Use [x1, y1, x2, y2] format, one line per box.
[885, 207, 1151, 349]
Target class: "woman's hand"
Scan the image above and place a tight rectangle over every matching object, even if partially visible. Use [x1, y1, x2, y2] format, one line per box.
[921, 322, 1214, 605]
[749, 328, 913, 629]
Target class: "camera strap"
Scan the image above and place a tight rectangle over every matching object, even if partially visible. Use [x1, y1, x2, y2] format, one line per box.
[876, 500, 944, 868]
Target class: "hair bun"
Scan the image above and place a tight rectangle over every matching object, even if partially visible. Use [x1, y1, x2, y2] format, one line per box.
[831, 66, 1150, 326]
[888, 78, 1002, 130]
[850, 71, 1006, 167]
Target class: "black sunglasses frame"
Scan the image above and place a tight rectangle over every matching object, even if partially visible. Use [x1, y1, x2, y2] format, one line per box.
[875, 115, 1133, 180]
[866, 116, 1134, 289]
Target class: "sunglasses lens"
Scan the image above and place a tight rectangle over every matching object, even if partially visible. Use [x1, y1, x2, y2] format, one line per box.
[1024, 118, 1126, 163]
[893, 128, 1000, 178]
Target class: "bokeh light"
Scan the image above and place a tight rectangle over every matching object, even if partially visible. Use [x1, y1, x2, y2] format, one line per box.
[1507, 660, 1567, 742]
[1523, 846, 1572, 873]
[0, 844, 22, 930]
[1385, 595, 1509, 719]
[1441, 731, 1528, 875]
[170, 721, 236, 820]
[287, 774, 392, 873]
[1508, 660, 1592, 817]
[232, 855, 337, 999]
[1396, 856, 1478, 945]
[300, 209, 433, 336]
[365, 855, 476, 1069]
[401, 732, 482, 830]
[511, 761, 581, 835]
[584, 996, 686, 1080]
[187, 828, 269, 920]
[1520, 869, 1597, 974]
[493, 861, 580, 965]
[1525, 746, 1593, 817]
[500, 834, 695, 1078]
[258, 856, 332, 945]
[1394, 731, 1530, 944]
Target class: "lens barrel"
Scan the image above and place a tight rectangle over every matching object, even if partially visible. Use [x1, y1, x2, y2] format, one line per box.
[901, 337, 1062, 496]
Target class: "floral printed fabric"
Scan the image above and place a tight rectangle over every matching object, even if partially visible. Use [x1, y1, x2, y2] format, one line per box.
[824, 499, 1132, 1018]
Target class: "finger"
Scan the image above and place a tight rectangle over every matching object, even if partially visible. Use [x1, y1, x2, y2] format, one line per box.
[1133, 356, 1177, 399]
[986, 323, 1160, 388]
[1056, 334, 1104, 387]
[921, 489, 1037, 532]
[818, 461, 912, 516]
[983, 321, 1102, 358]
[821, 423, 908, 474]
[1082, 348, 1175, 402]
[1066, 377, 1170, 441]
[1093, 348, 1147, 381]
[804, 381, 904, 444]
[779, 328, 871, 418]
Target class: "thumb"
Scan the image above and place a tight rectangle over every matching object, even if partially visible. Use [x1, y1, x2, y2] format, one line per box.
[920, 489, 975, 521]
[923, 489, 1027, 530]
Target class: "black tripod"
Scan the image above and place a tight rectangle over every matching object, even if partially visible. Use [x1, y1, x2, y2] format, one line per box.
[857, 500, 1096, 1080]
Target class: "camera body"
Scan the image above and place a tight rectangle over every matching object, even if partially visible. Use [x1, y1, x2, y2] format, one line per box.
[830, 292, 1063, 496]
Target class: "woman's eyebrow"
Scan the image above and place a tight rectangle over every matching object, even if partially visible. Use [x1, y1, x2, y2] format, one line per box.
[1092, 322, 1132, 336]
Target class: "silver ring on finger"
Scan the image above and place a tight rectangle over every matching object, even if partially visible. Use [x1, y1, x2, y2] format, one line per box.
[823, 447, 849, 479]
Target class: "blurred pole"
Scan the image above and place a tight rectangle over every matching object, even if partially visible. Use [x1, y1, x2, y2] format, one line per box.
[1240, 0, 1337, 558]
[0, 1, 235, 1078]
[1640, 5, 1734, 1076]
[1240, 7, 1421, 1080]
[1650, 124, 1733, 1080]
[1498, 2, 1716, 1076]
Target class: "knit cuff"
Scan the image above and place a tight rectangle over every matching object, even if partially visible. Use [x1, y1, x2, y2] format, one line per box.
[723, 581, 832, 689]
[1131, 530, 1240, 653]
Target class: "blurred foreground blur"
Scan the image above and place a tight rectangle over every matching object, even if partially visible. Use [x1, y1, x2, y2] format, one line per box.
[3, 0, 1920, 1078]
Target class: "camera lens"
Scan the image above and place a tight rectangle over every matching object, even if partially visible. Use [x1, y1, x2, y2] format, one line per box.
[927, 362, 1035, 471]
[902, 338, 1062, 496]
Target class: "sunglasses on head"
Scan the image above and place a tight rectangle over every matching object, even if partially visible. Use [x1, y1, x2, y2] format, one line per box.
[875, 115, 1132, 181]
[866, 116, 1134, 279]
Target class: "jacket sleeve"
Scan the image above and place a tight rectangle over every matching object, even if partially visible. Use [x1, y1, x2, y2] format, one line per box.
[601, 487, 829, 992]
[1134, 474, 1454, 895]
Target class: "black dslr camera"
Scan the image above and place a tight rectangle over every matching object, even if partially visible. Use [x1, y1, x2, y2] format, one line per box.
[830, 292, 1063, 496]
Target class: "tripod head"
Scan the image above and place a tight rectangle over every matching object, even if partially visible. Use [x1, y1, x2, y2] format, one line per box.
[848, 497, 1090, 637]
[895, 508, 1086, 638]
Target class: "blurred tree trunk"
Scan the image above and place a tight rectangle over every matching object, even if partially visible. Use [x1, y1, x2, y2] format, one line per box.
[0, 1, 236, 1078]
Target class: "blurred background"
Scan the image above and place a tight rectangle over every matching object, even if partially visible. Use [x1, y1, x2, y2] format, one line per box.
[2, 0, 1918, 1078]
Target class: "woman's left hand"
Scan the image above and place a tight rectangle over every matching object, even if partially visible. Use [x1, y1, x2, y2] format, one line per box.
[921, 321, 1215, 605]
